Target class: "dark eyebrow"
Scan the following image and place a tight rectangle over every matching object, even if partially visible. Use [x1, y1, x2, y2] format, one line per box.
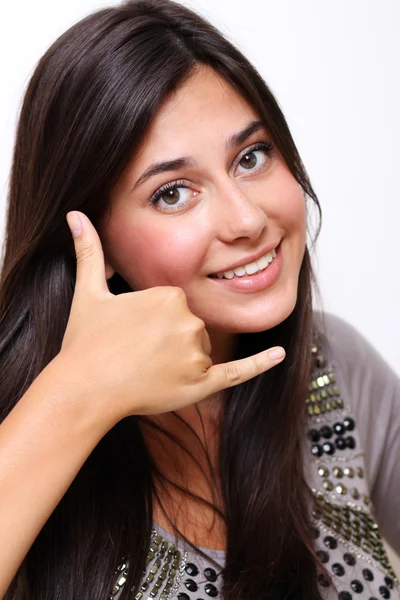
[226, 120, 265, 149]
[131, 157, 197, 193]
[130, 119, 266, 193]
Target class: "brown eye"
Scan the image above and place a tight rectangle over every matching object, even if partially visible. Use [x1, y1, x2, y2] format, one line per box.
[239, 151, 258, 170]
[148, 180, 197, 212]
[162, 188, 181, 205]
[235, 142, 274, 175]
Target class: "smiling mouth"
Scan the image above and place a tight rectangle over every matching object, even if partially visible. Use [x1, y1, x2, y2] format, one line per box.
[208, 246, 278, 280]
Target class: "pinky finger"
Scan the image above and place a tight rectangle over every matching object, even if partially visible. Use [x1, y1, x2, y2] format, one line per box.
[201, 346, 286, 397]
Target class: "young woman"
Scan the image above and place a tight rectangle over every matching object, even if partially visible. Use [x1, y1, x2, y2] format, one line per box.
[0, 0, 398, 599]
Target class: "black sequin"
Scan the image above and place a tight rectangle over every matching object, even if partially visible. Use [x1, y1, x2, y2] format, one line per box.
[311, 444, 323, 457]
[316, 550, 329, 563]
[204, 583, 218, 597]
[338, 592, 352, 600]
[379, 586, 391, 599]
[343, 417, 355, 431]
[322, 442, 335, 455]
[345, 436, 356, 449]
[351, 580, 364, 593]
[317, 573, 330, 587]
[332, 563, 345, 576]
[185, 563, 199, 577]
[308, 429, 320, 442]
[323, 536, 338, 549]
[384, 577, 394, 590]
[343, 553, 356, 566]
[333, 422, 346, 435]
[362, 568, 374, 581]
[320, 425, 333, 439]
[204, 568, 218, 582]
[335, 436, 347, 450]
[184, 579, 198, 592]
[177, 594, 190, 600]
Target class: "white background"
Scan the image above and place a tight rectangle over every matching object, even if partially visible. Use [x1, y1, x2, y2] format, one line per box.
[0, 0, 399, 374]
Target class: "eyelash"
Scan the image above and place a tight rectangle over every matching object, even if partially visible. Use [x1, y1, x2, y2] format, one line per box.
[147, 140, 275, 209]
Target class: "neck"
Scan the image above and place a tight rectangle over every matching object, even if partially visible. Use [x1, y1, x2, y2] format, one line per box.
[140, 330, 237, 539]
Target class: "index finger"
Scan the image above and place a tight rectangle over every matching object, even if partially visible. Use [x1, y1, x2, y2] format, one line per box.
[66, 211, 110, 297]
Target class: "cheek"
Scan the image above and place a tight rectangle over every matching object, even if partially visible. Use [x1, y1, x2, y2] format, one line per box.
[106, 216, 208, 290]
[261, 168, 306, 235]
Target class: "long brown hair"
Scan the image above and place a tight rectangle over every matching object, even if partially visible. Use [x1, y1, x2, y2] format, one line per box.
[0, 0, 325, 598]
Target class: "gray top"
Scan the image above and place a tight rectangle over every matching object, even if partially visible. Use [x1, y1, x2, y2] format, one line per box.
[110, 312, 400, 599]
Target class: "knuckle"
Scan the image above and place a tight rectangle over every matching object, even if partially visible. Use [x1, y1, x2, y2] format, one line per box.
[148, 286, 167, 299]
[180, 317, 205, 340]
[252, 355, 265, 373]
[189, 353, 210, 380]
[159, 286, 186, 303]
[192, 316, 205, 332]
[203, 331, 212, 353]
[192, 351, 208, 366]
[225, 361, 241, 383]
[75, 242, 96, 263]
[172, 286, 186, 301]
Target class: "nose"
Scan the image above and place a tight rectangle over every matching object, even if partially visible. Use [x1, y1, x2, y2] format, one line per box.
[214, 178, 268, 243]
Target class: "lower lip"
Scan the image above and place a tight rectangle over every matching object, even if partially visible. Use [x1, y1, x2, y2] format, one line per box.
[208, 243, 283, 294]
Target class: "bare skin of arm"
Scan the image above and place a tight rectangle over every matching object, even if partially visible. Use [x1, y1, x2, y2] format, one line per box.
[0, 355, 111, 597]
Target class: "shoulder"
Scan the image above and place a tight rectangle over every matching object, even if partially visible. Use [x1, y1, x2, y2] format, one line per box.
[312, 310, 381, 367]
[311, 310, 400, 476]
[307, 313, 400, 558]
[312, 311, 399, 387]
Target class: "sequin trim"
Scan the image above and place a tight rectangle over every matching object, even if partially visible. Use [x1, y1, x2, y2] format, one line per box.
[313, 450, 365, 464]
[109, 530, 188, 599]
[312, 491, 399, 586]
[307, 346, 345, 418]
[309, 341, 400, 592]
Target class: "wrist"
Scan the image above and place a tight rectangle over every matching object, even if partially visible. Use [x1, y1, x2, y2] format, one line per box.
[35, 353, 118, 439]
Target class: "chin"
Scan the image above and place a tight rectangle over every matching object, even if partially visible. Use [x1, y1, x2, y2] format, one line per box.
[204, 291, 299, 334]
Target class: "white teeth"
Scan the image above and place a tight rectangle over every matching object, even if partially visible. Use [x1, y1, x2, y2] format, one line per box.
[215, 248, 278, 279]
[233, 266, 246, 277]
[244, 261, 259, 275]
[256, 255, 269, 270]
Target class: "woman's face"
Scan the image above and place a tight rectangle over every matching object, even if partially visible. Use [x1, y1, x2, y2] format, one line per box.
[100, 66, 306, 334]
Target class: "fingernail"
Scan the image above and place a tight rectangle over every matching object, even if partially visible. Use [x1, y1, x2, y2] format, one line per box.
[267, 347, 285, 361]
[66, 212, 82, 237]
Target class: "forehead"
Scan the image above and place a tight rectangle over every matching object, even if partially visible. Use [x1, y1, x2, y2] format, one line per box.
[138, 66, 260, 155]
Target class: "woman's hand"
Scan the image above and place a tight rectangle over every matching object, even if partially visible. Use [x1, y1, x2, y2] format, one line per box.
[61, 211, 286, 426]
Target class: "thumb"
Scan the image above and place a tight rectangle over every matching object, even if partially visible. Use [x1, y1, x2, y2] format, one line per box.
[202, 346, 286, 397]
[66, 211, 110, 297]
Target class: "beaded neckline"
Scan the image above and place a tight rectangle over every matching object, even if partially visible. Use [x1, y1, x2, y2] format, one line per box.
[109, 337, 400, 599]
[109, 531, 188, 600]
